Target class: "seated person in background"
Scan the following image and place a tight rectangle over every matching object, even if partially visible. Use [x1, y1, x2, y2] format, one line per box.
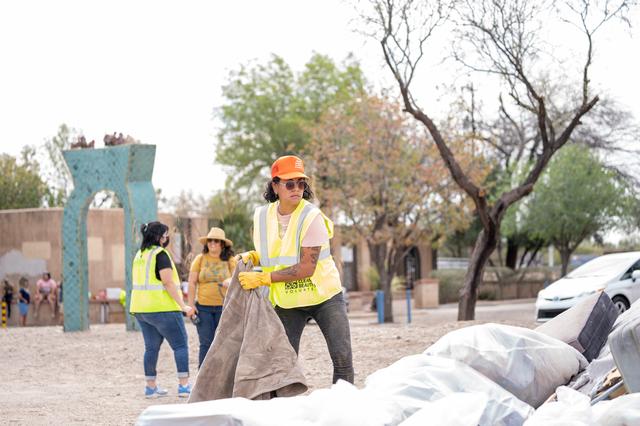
[18, 278, 30, 327]
[2, 280, 14, 319]
[57, 280, 64, 325]
[34, 272, 57, 319]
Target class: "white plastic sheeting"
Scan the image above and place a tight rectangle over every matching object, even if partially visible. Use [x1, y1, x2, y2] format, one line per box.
[523, 386, 594, 425]
[138, 355, 534, 426]
[425, 323, 588, 407]
[568, 345, 616, 398]
[397, 393, 487, 426]
[524, 386, 640, 426]
[137, 380, 402, 426]
[364, 355, 533, 425]
[592, 393, 640, 425]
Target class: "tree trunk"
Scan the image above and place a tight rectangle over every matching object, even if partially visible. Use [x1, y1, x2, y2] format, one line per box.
[432, 247, 438, 271]
[458, 227, 499, 320]
[369, 242, 394, 323]
[505, 238, 518, 270]
[380, 268, 393, 323]
[560, 248, 571, 276]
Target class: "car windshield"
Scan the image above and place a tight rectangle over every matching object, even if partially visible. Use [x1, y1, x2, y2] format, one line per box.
[567, 254, 638, 278]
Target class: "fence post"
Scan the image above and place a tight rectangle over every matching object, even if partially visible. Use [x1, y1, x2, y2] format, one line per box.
[376, 290, 384, 324]
[1, 301, 6, 329]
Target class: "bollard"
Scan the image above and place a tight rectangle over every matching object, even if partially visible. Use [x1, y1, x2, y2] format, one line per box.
[406, 288, 412, 324]
[375, 290, 384, 324]
[1, 301, 6, 329]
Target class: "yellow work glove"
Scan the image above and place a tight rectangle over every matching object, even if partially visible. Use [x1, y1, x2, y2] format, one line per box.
[239, 271, 271, 290]
[237, 250, 260, 266]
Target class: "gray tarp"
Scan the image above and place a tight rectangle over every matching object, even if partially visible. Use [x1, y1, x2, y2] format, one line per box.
[188, 260, 307, 402]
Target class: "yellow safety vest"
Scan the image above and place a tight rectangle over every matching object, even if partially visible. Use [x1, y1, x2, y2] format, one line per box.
[129, 246, 182, 313]
[253, 199, 342, 308]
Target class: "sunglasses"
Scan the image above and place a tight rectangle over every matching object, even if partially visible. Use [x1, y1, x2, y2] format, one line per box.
[278, 180, 308, 191]
[207, 239, 223, 244]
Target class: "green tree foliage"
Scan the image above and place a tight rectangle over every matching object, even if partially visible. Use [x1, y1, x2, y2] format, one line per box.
[0, 153, 49, 209]
[525, 145, 630, 275]
[215, 53, 367, 188]
[207, 189, 253, 253]
[41, 124, 76, 206]
[308, 95, 487, 322]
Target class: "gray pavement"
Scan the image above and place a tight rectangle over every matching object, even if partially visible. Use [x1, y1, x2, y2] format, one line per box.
[348, 297, 537, 326]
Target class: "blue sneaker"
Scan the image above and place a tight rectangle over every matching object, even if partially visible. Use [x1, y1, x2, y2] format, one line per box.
[177, 384, 191, 398]
[145, 386, 169, 399]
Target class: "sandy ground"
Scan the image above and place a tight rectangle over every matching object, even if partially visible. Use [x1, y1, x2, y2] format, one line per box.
[0, 300, 536, 425]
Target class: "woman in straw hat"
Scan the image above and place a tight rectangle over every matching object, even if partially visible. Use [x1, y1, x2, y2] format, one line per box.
[237, 155, 354, 384]
[188, 227, 237, 368]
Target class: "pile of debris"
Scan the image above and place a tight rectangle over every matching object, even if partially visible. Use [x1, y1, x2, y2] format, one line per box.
[69, 132, 139, 149]
[137, 292, 640, 425]
[104, 132, 138, 146]
[70, 135, 95, 149]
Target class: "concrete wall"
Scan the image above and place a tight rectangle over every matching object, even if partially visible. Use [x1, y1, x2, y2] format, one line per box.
[0, 208, 207, 327]
[351, 240, 434, 293]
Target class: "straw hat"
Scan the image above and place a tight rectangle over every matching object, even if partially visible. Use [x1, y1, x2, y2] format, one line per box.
[198, 227, 233, 247]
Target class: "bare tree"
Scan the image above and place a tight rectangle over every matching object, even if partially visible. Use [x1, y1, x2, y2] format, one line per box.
[363, 0, 636, 319]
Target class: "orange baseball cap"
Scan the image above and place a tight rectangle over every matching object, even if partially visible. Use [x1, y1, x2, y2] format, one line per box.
[271, 155, 309, 180]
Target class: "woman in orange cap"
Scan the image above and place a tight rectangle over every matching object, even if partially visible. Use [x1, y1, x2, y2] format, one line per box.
[238, 155, 354, 384]
[188, 227, 236, 368]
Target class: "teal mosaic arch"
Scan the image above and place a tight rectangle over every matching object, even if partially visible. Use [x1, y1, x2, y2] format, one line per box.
[62, 144, 157, 331]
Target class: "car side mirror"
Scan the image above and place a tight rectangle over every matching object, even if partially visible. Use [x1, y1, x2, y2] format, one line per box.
[632, 270, 640, 282]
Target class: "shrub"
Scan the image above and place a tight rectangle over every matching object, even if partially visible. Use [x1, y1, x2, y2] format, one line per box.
[366, 266, 380, 291]
[478, 289, 497, 300]
[430, 269, 465, 304]
[391, 276, 407, 292]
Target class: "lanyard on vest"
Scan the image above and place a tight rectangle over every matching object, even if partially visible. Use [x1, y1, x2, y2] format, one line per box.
[258, 202, 331, 268]
[133, 247, 166, 291]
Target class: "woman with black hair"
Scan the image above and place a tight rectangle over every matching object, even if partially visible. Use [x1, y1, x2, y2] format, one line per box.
[187, 227, 237, 368]
[237, 155, 354, 384]
[129, 221, 194, 399]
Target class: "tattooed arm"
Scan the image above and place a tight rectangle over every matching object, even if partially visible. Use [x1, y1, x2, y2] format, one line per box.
[271, 246, 321, 282]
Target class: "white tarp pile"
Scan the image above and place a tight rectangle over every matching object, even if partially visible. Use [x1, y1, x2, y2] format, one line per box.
[364, 353, 534, 425]
[137, 380, 402, 426]
[524, 386, 640, 425]
[424, 323, 588, 408]
[138, 300, 640, 425]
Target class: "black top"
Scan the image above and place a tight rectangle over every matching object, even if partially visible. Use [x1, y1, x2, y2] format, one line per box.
[2, 286, 13, 301]
[19, 288, 30, 304]
[155, 250, 172, 281]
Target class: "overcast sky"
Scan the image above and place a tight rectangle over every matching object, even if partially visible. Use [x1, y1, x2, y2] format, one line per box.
[0, 1, 638, 204]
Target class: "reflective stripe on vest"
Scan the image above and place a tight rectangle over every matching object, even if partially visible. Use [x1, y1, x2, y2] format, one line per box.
[129, 246, 182, 313]
[253, 200, 342, 308]
[257, 203, 331, 267]
[133, 247, 165, 291]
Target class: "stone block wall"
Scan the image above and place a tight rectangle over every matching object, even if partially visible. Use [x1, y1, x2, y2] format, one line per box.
[0, 208, 206, 327]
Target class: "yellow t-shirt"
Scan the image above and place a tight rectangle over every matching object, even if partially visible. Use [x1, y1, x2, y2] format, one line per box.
[190, 253, 237, 306]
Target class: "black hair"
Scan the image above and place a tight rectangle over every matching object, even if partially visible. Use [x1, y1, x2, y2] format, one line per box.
[43, 272, 51, 280]
[140, 221, 169, 251]
[202, 239, 235, 261]
[263, 177, 314, 203]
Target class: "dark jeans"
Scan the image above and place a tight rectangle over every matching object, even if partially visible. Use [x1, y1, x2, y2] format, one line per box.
[195, 303, 223, 368]
[275, 292, 354, 384]
[135, 311, 189, 380]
